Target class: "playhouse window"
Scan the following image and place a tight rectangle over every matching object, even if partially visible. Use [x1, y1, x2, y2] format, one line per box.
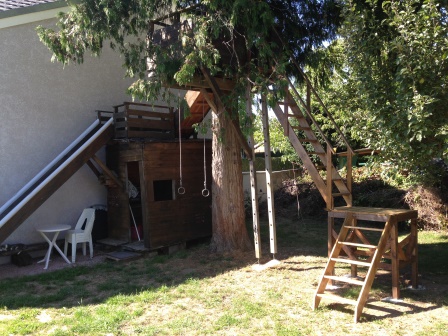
[153, 180, 175, 201]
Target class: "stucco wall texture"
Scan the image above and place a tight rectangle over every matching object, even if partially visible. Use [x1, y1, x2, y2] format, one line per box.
[0, 18, 133, 244]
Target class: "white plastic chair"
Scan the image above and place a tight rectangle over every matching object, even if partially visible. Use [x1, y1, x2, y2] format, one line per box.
[64, 208, 96, 263]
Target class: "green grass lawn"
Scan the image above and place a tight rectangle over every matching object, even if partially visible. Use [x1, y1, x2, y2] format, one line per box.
[0, 217, 447, 335]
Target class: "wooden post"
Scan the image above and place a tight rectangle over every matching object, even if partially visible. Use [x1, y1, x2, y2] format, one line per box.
[411, 218, 418, 288]
[346, 149, 353, 207]
[390, 219, 400, 299]
[139, 160, 149, 247]
[246, 86, 261, 260]
[351, 217, 358, 278]
[261, 95, 277, 257]
[326, 146, 333, 210]
[327, 215, 335, 286]
[284, 88, 289, 137]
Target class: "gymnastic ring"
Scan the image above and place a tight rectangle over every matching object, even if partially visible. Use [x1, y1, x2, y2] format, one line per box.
[178, 187, 186, 195]
[202, 189, 210, 197]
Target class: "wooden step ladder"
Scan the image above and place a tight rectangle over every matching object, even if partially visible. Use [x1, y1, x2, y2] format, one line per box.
[267, 30, 355, 210]
[271, 82, 354, 210]
[313, 213, 393, 322]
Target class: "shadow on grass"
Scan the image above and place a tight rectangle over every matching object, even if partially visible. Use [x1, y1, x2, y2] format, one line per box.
[0, 215, 326, 310]
[313, 235, 448, 322]
[0, 214, 446, 317]
[418, 241, 448, 275]
[326, 299, 442, 323]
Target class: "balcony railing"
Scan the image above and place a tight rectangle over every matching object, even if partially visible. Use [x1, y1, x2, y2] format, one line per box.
[113, 102, 175, 139]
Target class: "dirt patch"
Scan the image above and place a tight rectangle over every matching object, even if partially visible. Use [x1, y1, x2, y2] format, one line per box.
[0, 250, 108, 280]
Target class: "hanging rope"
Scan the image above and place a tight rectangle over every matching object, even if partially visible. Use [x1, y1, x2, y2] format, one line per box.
[201, 92, 210, 197]
[178, 91, 185, 195]
[292, 162, 304, 232]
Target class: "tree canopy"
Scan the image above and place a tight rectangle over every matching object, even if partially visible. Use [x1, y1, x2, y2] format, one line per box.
[37, 0, 341, 102]
[37, 0, 448, 185]
[335, 0, 448, 182]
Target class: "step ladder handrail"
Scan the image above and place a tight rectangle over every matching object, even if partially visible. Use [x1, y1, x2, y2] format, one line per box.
[286, 77, 335, 155]
[292, 66, 354, 155]
[272, 27, 355, 155]
[0, 119, 101, 216]
[0, 118, 113, 230]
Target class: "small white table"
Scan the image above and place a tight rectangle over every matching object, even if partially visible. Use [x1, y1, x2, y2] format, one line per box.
[37, 224, 71, 269]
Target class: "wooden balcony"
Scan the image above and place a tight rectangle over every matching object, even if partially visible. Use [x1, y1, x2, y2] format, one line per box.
[113, 102, 175, 140]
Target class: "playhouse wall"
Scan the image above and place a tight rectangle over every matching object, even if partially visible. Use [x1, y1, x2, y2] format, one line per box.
[143, 141, 212, 248]
[106, 141, 212, 249]
[0, 17, 132, 245]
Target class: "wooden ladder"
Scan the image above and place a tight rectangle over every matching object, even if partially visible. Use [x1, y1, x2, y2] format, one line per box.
[313, 213, 393, 322]
[271, 80, 354, 209]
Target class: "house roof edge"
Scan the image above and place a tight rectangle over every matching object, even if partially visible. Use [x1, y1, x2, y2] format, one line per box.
[0, 1, 81, 29]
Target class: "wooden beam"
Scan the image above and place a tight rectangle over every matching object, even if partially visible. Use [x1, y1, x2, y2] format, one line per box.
[91, 155, 124, 189]
[246, 85, 261, 260]
[86, 159, 101, 178]
[199, 88, 218, 112]
[200, 67, 253, 158]
[261, 95, 277, 256]
[272, 102, 329, 205]
[165, 75, 236, 92]
[346, 149, 353, 206]
[327, 146, 334, 210]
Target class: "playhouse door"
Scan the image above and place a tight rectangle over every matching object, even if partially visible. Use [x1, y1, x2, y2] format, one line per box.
[147, 179, 184, 248]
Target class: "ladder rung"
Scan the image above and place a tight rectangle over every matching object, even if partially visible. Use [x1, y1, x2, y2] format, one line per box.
[324, 275, 365, 286]
[316, 293, 357, 306]
[339, 242, 377, 249]
[298, 138, 318, 143]
[291, 126, 311, 131]
[344, 226, 384, 232]
[331, 257, 371, 267]
[308, 151, 325, 155]
[332, 192, 351, 197]
[287, 113, 304, 118]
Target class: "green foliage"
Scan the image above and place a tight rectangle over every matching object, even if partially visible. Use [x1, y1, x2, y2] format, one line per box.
[241, 157, 294, 172]
[37, 0, 342, 113]
[252, 114, 299, 163]
[336, 0, 448, 183]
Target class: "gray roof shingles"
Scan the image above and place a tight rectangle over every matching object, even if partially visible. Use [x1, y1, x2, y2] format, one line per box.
[0, 0, 60, 12]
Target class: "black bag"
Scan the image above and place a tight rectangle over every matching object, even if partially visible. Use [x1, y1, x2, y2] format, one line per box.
[11, 251, 33, 267]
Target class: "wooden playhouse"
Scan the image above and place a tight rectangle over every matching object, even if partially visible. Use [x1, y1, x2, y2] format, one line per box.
[102, 99, 212, 250]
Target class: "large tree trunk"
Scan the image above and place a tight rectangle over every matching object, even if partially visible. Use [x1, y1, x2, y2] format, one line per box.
[210, 109, 252, 253]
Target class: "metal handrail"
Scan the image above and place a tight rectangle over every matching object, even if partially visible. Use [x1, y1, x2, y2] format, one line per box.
[0, 119, 100, 217]
[0, 119, 113, 229]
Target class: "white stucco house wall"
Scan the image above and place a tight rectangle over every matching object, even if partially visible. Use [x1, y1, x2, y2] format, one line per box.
[0, 0, 134, 247]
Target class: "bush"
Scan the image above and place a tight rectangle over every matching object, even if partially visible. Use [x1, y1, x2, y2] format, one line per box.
[405, 186, 448, 231]
[245, 165, 447, 231]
